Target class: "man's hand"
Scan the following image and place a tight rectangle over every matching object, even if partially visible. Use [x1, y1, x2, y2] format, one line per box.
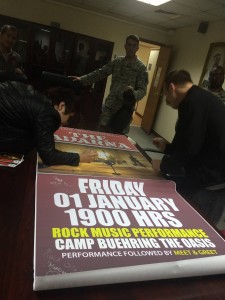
[68, 76, 81, 81]
[15, 67, 24, 75]
[153, 137, 168, 153]
[79, 149, 98, 163]
[124, 85, 134, 92]
[151, 159, 162, 172]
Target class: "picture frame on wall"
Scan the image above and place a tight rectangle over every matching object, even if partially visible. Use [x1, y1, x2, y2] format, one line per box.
[199, 42, 225, 88]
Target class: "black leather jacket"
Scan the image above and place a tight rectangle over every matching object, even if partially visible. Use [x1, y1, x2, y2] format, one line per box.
[0, 81, 80, 166]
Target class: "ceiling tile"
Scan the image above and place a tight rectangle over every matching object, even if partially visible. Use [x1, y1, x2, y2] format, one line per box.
[191, 11, 223, 22]
[49, 0, 225, 31]
[158, 1, 199, 15]
[174, 0, 222, 11]
[209, 6, 225, 17]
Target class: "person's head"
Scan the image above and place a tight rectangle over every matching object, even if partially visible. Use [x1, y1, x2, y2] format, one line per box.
[0, 24, 18, 52]
[208, 66, 225, 91]
[124, 35, 139, 58]
[46, 86, 80, 126]
[164, 69, 193, 109]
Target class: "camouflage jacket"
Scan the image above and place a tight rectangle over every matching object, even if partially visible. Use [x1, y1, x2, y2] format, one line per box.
[80, 56, 148, 111]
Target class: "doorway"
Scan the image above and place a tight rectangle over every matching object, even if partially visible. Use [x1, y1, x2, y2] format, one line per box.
[132, 41, 172, 134]
[131, 41, 160, 127]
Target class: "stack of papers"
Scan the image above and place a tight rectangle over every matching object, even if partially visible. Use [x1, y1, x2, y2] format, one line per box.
[0, 152, 24, 168]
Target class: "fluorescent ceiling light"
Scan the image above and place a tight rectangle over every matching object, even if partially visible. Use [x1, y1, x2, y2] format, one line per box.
[137, 0, 171, 6]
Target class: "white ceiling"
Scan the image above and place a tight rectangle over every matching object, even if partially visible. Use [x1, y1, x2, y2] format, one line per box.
[49, 0, 225, 32]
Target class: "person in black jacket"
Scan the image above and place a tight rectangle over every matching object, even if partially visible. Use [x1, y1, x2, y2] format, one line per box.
[151, 69, 225, 224]
[0, 80, 97, 166]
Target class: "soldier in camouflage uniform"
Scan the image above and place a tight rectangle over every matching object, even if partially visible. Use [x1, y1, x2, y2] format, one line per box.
[70, 35, 148, 133]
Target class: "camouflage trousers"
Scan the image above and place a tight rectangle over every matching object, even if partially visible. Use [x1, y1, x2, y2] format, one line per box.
[98, 105, 133, 134]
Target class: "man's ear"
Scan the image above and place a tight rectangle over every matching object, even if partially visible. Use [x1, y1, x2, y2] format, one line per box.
[169, 83, 175, 92]
[55, 101, 66, 113]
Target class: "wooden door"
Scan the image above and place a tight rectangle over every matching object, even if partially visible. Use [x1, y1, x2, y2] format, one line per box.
[141, 45, 172, 134]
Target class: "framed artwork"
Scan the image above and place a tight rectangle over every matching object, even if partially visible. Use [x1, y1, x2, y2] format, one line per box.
[199, 42, 225, 88]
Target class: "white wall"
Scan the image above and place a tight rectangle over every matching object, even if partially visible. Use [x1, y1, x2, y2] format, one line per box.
[153, 19, 225, 142]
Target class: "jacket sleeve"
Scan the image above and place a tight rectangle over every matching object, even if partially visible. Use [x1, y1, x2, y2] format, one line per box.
[35, 108, 80, 166]
[160, 93, 209, 174]
[80, 60, 114, 86]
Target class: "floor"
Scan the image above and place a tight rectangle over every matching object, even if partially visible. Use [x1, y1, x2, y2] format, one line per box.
[128, 113, 164, 160]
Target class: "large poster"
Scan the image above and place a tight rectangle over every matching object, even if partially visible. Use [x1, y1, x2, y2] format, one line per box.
[39, 127, 160, 179]
[33, 128, 225, 291]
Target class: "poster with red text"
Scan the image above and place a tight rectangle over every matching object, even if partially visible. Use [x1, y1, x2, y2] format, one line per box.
[33, 173, 225, 291]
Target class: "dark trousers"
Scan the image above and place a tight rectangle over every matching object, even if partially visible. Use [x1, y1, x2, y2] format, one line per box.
[167, 175, 225, 226]
[189, 188, 225, 225]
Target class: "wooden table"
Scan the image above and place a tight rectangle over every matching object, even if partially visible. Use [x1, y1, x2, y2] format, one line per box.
[1, 151, 225, 300]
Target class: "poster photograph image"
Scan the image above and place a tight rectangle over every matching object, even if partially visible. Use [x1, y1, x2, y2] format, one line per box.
[38, 142, 159, 179]
[38, 127, 160, 180]
[34, 174, 225, 291]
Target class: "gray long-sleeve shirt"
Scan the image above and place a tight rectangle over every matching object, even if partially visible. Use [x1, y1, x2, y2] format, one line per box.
[80, 56, 148, 111]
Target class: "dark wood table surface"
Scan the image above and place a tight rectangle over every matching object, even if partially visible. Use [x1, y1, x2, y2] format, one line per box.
[1, 151, 225, 300]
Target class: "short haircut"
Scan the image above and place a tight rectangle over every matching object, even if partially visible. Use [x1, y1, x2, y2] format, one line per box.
[164, 69, 193, 90]
[126, 34, 140, 44]
[0, 24, 18, 34]
[46, 86, 80, 115]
